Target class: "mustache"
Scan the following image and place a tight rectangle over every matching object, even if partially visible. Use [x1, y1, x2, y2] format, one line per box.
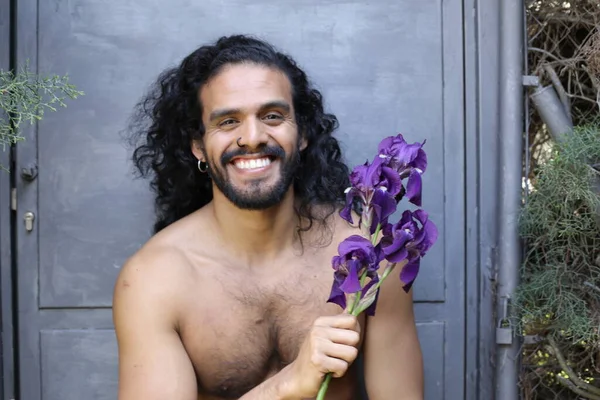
[221, 145, 286, 165]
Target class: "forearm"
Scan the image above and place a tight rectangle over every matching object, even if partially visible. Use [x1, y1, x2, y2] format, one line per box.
[239, 365, 299, 400]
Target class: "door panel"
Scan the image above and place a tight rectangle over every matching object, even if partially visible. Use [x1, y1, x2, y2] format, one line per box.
[16, 1, 465, 399]
[41, 330, 118, 400]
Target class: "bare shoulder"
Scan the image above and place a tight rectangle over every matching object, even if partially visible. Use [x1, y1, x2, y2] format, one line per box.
[113, 217, 202, 400]
[113, 214, 203, 325]
[115, 243, 190, 300]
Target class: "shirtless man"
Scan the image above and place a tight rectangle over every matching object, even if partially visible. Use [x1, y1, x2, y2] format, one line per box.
[113, 35, 424, 400]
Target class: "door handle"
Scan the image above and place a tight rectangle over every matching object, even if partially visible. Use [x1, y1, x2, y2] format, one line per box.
[21, 164, 38, 181]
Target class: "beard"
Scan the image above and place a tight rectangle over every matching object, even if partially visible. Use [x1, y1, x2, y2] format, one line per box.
[206, 143, 301, 210]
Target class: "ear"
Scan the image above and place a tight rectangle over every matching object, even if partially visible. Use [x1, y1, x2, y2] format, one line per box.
[190, 139, 205, 161]
[299, 135, 308, 152]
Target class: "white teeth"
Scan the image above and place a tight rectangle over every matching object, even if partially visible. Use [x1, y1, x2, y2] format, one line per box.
[234, 157, 271, 170]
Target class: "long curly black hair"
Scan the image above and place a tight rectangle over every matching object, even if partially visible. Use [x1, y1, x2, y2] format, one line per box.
[127, 34, 351, 234]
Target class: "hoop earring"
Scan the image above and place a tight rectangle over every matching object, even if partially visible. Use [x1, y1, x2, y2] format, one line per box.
[236, 137, 244, 147]
[197, 160, 208, 173]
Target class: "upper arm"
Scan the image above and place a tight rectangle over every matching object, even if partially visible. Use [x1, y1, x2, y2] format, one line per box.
[362, 270, 424, 400]
[113, 250, 197, 400]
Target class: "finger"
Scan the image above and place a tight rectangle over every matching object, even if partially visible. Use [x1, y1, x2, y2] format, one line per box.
[319, 357, 349, 378]
[320, 342, 359, 364]
[323, 327, 361, 346]
[339, 312, 361, 333]
[314, 315, 358, 330]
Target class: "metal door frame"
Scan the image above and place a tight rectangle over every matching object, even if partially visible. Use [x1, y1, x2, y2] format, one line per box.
[463, 0, 502, 398]
[11, 0, 40, 397]
[1, 0, 16, 398]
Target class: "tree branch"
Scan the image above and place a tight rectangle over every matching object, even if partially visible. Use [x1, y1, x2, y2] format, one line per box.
[546, 336, 600, 397]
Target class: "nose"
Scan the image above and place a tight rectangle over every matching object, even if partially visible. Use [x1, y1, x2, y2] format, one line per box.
[238, 117, 268, 150]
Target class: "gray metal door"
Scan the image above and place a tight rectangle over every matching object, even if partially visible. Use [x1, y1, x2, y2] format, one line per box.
[14, 1, 466, 399]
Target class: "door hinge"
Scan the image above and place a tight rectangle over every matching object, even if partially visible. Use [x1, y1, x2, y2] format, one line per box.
[11, 187, 16, 210]
[522, 75, 540, 87]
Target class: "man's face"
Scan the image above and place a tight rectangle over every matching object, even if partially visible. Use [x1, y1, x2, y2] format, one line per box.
[194, 63, 306, 210]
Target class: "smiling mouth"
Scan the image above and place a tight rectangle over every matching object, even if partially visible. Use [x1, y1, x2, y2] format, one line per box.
[231, 156, 275, 171]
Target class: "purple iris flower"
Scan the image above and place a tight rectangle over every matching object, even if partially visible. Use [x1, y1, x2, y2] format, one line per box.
[340, 156, 400, 233]
[380, 209, 438, 292]
[327, 235, 382, 314]
[377, 134, 427, 206]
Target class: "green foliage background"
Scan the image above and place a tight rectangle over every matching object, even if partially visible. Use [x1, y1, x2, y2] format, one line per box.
[516, 123, 600, 399]
[0, 63, 82, 160]
[516, 123, 600, 343]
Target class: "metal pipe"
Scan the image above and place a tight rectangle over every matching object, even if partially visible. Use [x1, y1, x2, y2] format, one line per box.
[542, 65, 572, 124]
[530, 85, 573, 141]
[495, 0, 524, 398]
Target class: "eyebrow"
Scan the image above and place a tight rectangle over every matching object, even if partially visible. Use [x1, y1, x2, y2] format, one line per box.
[208, 100, 292, 122]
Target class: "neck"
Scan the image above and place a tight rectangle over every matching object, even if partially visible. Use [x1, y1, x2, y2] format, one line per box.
[209, 188, 301, 265]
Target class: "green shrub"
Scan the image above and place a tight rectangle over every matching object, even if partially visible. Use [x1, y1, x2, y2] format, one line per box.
[0, 63, 82, 167]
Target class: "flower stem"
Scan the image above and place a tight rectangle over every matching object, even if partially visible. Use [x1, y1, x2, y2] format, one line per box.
[349, 268, 370, 314]
[316, 373, 333, 400]
[371, 224, 382, 245]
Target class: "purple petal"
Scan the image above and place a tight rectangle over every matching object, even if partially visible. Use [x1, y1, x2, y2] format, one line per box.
[379, 166, 402, 196]
[406, 169, 422, 206]
[339, 260, 362, 293]
[412, 210, 438, 251]
[332, 254, 344, 270]
[422, 220, 439, 249]
[414, 147, 428, 173]
[327, 279, 347, 309]
[377, 136, 395, 154]
[402, 280, 415, 293]
[378, 134, 407, 155]
[400, 260, 420, 293]
[413, 209, 428, 224]
[349, 162, 369, 187]
[370, 190, 398, 233]
[340, 188, 361, 224]
[377, 191, 398, 220]
[374, 239, 385, 269]
[365, 156, 385, 187]
[396, 142, 423, 166]
[385, 247, 409, 263]
[399, 210, 414, 227]
[410, 226, 427, 249]
[339, 204, 353, 224]
[381, 230, 411, 262]
[381, 222, 393, 238]
[370, 205, 382, 235]
[337, 235, 373, 256]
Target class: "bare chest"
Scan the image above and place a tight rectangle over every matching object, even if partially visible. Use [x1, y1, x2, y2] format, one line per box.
[179, 261, 354, 399]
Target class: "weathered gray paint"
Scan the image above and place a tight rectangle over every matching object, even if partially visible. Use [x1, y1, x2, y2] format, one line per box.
[0, 0, 15, 398]
[464, 0, 501, 399]
[13, 1, 473, 399]
[41, 330, 118, 400]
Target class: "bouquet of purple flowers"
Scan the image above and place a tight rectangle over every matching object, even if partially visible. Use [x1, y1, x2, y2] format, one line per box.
[316, 134, 438, 400]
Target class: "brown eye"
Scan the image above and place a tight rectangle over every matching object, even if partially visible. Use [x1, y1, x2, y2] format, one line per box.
[219, 119, 237, 127]
[263, 113, 283, 122]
